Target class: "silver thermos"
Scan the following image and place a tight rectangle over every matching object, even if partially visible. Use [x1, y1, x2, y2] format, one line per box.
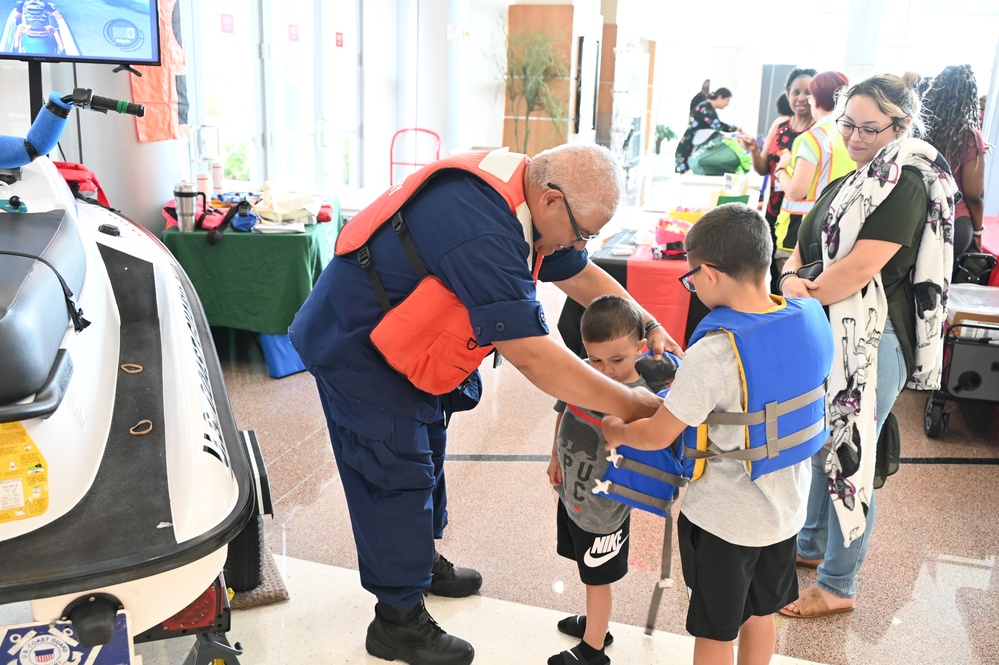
[174, 181, 206, 232]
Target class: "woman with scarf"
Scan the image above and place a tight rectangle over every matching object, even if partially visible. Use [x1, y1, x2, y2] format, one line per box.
[777, 72, 956, 618]
[922, 64, 988, 256]
[674, 87, 737, 174]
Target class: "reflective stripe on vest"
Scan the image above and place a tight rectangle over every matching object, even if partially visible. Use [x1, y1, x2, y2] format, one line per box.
[775, 121, 856, 250]
[680, 297, 833, 481]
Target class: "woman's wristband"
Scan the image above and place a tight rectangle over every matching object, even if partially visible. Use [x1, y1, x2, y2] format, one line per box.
[644, 320, 662, 335]
[972, 229, 983, 236]
[777, 270, 796, 291]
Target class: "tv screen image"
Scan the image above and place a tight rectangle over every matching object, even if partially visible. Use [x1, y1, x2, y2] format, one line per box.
[0, 0, 160, 65]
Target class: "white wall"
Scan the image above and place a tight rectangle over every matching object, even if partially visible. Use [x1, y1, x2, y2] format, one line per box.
[49, 64, 186, 234]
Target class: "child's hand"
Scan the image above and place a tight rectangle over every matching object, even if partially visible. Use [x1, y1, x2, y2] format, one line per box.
[781, 275, 819, 298]
[547, 455, 562, 486]
[602, 415, 625, 450]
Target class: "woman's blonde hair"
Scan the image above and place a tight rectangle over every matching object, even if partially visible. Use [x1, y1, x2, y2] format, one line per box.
[839, 71, 926, 137]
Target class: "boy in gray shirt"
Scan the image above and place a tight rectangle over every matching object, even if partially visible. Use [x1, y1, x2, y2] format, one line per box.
[547, 295, 664, 665]
[603, 204, 833, 665]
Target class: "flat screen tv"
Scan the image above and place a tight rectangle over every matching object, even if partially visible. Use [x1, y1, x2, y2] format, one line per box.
[0, 0, 160, 66]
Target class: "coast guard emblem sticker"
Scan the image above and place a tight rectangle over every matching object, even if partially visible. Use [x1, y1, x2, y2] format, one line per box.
[19, 634, 70, 665]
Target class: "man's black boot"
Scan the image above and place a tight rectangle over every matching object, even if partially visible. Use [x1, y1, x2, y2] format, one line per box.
[429, 551, 482, 598]
[366, 599, 475, 665]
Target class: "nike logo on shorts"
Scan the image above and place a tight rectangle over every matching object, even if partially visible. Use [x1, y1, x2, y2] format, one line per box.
[583, 531, 628, 568]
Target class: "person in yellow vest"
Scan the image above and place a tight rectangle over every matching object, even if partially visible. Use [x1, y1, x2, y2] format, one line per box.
[290, 144, 681, 665]
[771, 71, 856, 277]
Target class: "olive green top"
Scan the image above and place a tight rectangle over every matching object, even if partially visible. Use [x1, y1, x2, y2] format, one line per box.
[797, 166, 927, 379]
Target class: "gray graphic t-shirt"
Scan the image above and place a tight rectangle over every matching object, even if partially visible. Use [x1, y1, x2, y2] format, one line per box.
[554, 376, 649, 534]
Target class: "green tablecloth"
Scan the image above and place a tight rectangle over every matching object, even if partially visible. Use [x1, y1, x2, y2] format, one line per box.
[161, 221, 337, 335]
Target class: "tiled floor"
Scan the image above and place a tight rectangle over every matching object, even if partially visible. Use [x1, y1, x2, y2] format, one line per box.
[202, 277, 999, 665]
[4, 255, 996, 665]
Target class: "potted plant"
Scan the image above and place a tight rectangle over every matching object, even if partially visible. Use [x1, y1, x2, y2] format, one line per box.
[654, 124, 676, 154]
[504, 28, 569, 154]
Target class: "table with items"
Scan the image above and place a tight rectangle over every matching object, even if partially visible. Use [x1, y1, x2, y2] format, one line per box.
[161, 212, 339, 377]
[558, 227, 708, 356]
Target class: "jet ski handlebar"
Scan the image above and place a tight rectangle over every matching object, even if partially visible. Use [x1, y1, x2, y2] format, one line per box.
[60, 88, 146, 118]
[0, 89, 145, 170]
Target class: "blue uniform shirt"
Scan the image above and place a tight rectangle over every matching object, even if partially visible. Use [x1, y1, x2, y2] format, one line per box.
[289, 170, 588, 423]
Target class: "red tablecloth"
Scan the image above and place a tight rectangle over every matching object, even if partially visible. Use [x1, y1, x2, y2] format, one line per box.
[624, 245, 692, 348]
[589, 231, 695, 349]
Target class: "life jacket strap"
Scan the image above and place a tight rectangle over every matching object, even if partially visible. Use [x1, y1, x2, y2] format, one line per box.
[607, 449, 689, 488]
[593, 480, 674, 514]
[390, 212, 430, 279]
[356, 211, 431, 315]
[645, 510, 674, 636]
[702, 383, 826, 426]
[356, 245, 392, 313]
[684, 418, 826, 462]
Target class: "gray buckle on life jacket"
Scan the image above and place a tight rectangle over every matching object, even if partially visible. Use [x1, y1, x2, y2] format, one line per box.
[357, 245, 373, 271]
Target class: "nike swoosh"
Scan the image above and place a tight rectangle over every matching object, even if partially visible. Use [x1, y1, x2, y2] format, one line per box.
[583, 535, 629, 568]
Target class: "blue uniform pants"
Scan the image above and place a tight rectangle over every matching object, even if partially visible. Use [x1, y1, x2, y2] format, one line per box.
[316, 376, 449, 609]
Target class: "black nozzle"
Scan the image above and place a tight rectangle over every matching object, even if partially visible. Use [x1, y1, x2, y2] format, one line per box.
[63, 593, 122, 648]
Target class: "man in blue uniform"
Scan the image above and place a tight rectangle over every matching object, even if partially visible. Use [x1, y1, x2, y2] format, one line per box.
[289, 144, 680, 665]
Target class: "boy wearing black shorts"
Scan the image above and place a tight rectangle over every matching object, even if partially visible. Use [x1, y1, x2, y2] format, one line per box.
[603, 204, 832, 665]
[547, 295, 656, 665]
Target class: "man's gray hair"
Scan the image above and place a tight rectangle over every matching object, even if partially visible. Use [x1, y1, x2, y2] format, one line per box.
[527, 144, 624, 220]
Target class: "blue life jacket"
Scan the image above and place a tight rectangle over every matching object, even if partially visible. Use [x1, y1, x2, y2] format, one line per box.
[589, 351, 683, 519]
[682, 296, 833, 481]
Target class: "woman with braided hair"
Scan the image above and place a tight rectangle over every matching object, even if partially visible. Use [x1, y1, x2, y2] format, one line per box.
[922, 65, 988, 254]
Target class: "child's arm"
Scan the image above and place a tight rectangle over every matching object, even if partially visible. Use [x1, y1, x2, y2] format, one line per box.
[548, 411, 564, 486]
[601, 403, 687, 451]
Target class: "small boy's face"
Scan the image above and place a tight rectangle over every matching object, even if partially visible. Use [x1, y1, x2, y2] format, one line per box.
[583, 334, 645, 383]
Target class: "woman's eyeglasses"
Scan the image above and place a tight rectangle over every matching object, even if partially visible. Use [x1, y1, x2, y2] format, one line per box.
[835, 117, 895, 144]
[547, 182, 599, 243]
[678, 263, 726, 293]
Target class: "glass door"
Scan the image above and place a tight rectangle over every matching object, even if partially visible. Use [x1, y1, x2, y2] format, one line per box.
[195, 0, 264, 189]
[189, 0, 361, 193]
[319, 2, 360, 189]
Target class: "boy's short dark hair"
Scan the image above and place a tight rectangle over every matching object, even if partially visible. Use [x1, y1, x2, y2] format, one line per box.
[683, 203, 772, 283]
[580, 295, 644, 344]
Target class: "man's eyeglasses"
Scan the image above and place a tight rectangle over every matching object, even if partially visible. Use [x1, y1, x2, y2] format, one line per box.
[678, 263, 726, 293]
[547, 182, 599, 243]
[835, 117, 895, 144]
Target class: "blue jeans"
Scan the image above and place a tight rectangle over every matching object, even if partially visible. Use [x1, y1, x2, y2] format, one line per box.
[796, 319, 906, 599]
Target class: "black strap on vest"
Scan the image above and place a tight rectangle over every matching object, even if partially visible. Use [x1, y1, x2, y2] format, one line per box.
[0, 250, 90, 332]
[357, 211, 430, 313]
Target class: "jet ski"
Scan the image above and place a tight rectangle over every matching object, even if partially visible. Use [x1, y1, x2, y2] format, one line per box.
[0, 89, 270, 664]
[0, 1, 80, 56]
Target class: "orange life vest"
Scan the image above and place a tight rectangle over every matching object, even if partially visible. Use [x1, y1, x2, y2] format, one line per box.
[336, 149, 535, 396]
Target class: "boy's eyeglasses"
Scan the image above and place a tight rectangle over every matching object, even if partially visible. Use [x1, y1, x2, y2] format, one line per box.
[678, 263, 726, 293]
[547, 182, 599, 243]
[835, 117, 895, 144]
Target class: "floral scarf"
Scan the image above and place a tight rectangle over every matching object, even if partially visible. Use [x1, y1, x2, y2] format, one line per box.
[819, 137, 957, 546]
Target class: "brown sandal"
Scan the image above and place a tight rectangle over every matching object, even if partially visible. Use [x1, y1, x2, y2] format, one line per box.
[796, 555, 823, 569]
[779, 585, 855, 619]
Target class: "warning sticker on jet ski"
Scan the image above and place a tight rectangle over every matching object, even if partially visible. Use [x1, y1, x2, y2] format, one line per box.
[0, 610, 135, 664]
[0, 422, 48, 524]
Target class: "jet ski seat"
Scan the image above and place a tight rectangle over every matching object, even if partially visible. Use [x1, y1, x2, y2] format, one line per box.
[0, 210, 86, 405]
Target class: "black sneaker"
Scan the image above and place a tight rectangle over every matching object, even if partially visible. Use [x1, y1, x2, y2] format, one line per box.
[556, 615, 613, 646]
[428, 551, 482, 598]
[366, 600, 475, 665]
[547, 643, 610, 665]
